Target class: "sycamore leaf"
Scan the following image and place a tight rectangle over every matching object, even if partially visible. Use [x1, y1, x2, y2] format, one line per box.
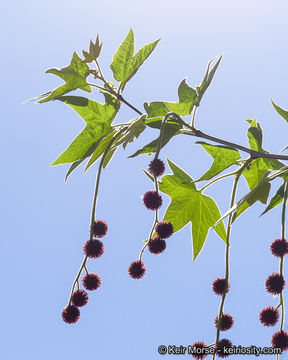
[159, 158, 226, 260]
[52, 94, 120, 165]
[110, 28, 160, 90]
[261, 183, 285, 216]
[243, 119, 285, 200]
[37, 53, 91, 103]
[82, 34, 103, 63]
[271, 99, 288, 124]
[196, 142, 240, 181]
[144, 101, 170, 117]
[113, 115, 146, 150]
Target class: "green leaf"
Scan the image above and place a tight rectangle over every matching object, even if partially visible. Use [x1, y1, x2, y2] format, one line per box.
[85, 131, 116, 171]
[128, 124, 180, 158]
[52, 94, 120, 165]
[103, 148, 117, 169]
[38, 53, 91, 103]
[261, 183, 285, 216]
[159, 159, 226, 260]
[196, 56, 222, 103]
[113, 115, 146, 150]
[196, 142, 240, 181]
[144, 101, 170, 117]
[165, 79, 199, 116]
[110, 28, 160, 90]
[82, 34, 103, 63]
[271, 99, 288, 124]
[243, 119, 285, 198]
[142, 168, 155, 182]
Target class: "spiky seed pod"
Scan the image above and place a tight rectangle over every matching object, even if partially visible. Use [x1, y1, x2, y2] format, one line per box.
[155, 221, 173, 239]
[190, 341, 208, 359]
[92, 219, 108, 238]
[128, 260, 146, 279]
[270, 238, 288, 257]
[148, 158, 165, 177]
[259, 306, 279, 327]
[71, 289, 89, 307]
[143, 190, 162, 210]
[215, 339, 233, 358]
[212, 278, 230, 296]
[83, 239, 104, 258]
[148, 237, 166, 255]
[271, 330, 288, 351]
[214, 313, 234, 331]
[265, 273, 285, 295]
[82, 273, 101, 291]
[62, 305, 80, 324]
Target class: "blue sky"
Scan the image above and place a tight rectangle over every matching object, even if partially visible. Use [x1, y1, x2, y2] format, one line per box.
[2, 0, 288, 359]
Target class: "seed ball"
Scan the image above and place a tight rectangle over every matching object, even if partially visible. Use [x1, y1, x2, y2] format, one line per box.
[190, 341, 208, 359]
[143, 190, 162, 210]
[71, 289, 89, 307]
[265, 273, 285, 295]
[128, 260, 146, 279]
[271, 330, 288, 351]
[148, 158, 165, 177]
[92, 219, 108, 238]
[62, 305, 80, 324]
[270, 238, 288, 257]
[215, 339, 233, 358]
[155, 221, 173, 239]
[82, 273, 101, 291]
[214, 313, 234, 331]
[148, 237, 166, 255]
[212, 278, 230, 296]
[83, 239, 104, 258]
[259, 306, 279, 327]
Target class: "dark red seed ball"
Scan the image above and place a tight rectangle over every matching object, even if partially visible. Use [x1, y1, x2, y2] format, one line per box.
[215, 339, 233, 358]
[83, 239, 104, 259]
[265, 273, 285, 295]
[128, 260, 146, 279]
[212, 278, 230, 296]
[214, 313, 234, 331]
[190, 341, 208, 359]
[62, 305, 80, 324]
[271, 330, 288, 351]
[92, 219, 108, 238]
[148, 237, 166, 255]
[71, 289, 89, 307]
[155, 221, 174, 239]
[148, 158, 165, 177]
[259, 306, 279, 327]
[82, 273, 101, 291]
[143, 190, 162, 210]
[270, 238, 288, 257]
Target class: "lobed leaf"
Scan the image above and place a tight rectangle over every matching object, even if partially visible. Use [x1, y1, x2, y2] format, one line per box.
[159, 159, 226, 260]
[271, 99, 288, 124]
[261, 183, 285, 216]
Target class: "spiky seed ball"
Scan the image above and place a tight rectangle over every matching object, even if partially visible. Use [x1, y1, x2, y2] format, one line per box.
[214, 313, 234, 331]
[270, 238, 288, 257]
[71, 289, 89, 307]
[148, 158, 165, 177]
[148, 237, 166, 255]
[82, 273, 101, 291]
[62, 305, 80, 324]
[143, 190, 162, 210]
[83, 239, 104, 259]
[92, 219, 108, 238]
[271, 330, 288, 351]
[215, 339, 233, 358]
[128, 260, 146, 279]
[259, 306, 279, 327]
[155, 221, 174, 239]
[212, 278, 230, 296]
[190, 341, 208, 359]
[265, 273, 285, 295]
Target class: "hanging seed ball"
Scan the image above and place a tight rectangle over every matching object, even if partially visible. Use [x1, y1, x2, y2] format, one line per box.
[148, 236, 166, 255]
[83, 239, 104, 258]
[212, 278, 230, 296]
[214, 313, 234, 331]
[143, 190, 162, 210]
[265, 273, 285, 295]
[128, 260, 146, 279]
[259, 306, 279, 327]
[155, 221, 174, 239]
[92, 219, 108, 238]
[148, 158, 165, 177]
[82, 273, 101, 291]
[190, 341, 209, 359]
[270, 238, 288, 257]
[271, 330, 288, 351]
[62, 305, 80, 324]
[215, 339, 233, 358]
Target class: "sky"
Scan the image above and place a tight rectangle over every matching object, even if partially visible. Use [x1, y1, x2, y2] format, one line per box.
[1, 0, 288, 359]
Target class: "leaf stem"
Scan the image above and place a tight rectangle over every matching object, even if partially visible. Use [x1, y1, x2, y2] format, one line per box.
[213, 160, 250, 359]
[199, 170, 238, 192]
